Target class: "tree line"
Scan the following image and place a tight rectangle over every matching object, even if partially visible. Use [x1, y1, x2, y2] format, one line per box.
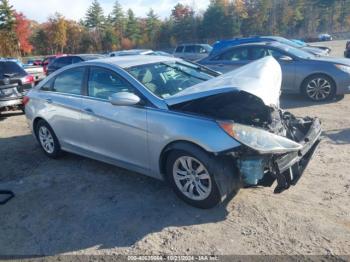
[1, 0, 350, 57]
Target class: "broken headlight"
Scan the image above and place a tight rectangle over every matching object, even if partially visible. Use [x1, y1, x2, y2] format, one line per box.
[218, 121, 302, 154]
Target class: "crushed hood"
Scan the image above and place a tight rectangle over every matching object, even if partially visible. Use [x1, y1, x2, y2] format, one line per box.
[165, 56, 282, 107]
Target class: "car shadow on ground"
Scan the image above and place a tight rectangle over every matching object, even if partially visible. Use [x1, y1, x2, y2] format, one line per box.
[324, 128, 350, 145]
[0, 134, 231, 257]
[280, 94, 344, 109]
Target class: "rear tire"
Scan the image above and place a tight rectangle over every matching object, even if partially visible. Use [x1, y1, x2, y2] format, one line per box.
[166, 147, 222, 209]
[301, 74, 336, 102]
[35, 120, 62, 158]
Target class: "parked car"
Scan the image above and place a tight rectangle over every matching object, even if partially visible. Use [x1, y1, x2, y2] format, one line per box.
[23, 65, 45, 83]
[26, 59, 43, 66]
[173, 44, 212, 61]
[344, 41, 350, 58]
[47, 54, 105, 75]
[0, 60, 34, 113]
[318, 33, 333, 41]
[212, 36, 329, 57]
[24, 55, 321, 208]
[42, 54, 67, 75]
[199, 42, 350, 102]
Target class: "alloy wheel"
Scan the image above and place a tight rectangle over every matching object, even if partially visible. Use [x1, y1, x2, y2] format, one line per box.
[306, 78, 332, 101]
[172, 156, 212, 201]
[38, 126, 55, 154]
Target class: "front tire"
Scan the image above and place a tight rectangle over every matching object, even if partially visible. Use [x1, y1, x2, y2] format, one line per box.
[166, 148, 222, 209]
[35, 120, 62, 158]
[302, 74, 336, 102]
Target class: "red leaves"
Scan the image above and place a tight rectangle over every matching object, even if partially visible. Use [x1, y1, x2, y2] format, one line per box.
[14, 12, 33, 54]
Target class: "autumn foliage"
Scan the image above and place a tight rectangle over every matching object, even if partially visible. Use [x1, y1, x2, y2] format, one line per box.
[14, 12, 33, 54]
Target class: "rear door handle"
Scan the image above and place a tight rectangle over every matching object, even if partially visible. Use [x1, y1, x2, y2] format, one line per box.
[45, 98, 52, 104]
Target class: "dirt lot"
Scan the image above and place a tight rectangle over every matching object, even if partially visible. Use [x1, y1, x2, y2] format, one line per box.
[1, 41, 350, 257]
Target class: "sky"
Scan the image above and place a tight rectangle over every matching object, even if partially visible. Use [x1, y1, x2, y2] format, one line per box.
[10, 0, 210, 22]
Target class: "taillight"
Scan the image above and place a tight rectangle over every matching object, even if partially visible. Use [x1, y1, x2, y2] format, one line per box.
[22, 75, 34, 84]
[22, 96, 30, 106]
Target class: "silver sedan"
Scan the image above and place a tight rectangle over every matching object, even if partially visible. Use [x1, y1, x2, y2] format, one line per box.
[24, 56, 321, 208]
[199, 42, 350, 102]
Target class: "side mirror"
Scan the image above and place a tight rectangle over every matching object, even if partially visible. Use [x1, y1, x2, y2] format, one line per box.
[109, 92, 141, 106]
[279, 55, 293, 62]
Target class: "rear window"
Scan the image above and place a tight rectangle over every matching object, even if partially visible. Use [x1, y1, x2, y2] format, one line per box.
[53, 57, 72, 67]
[0, 61, 26, 77]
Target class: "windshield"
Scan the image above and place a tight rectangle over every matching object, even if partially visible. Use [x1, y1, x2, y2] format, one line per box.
[292, 39, 307, 47]
[127, 61, 216, 98]
[203, 44, 213, 52]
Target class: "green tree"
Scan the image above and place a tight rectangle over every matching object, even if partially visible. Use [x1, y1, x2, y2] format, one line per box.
[171, 3, 197, 43]
[0, 0, 18, 56]
[145, 9, 160, 48]
[125, 9, 140, 46]
[85, 0, 105, 29]
[102, 25, 118, 51]
[110, 0, 125, 36]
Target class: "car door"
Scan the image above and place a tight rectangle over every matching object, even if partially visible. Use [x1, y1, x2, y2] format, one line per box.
[194, 45, 209, 61]
[183, 45, 197, 61]
[37, 66, 86, 150]
[80, 66, 149, 173]
[203, 46, 251, 73]
[174, 46, 184, 58]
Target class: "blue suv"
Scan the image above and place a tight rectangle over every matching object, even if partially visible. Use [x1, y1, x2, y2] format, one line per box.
[211, 36, 328, 57]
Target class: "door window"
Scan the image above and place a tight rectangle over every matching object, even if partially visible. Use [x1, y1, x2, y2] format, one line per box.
[194, 45, 208, 54]
[52, 67, 84, 95]
[175, 46, 184, 53]
[88, 67, 135, 100]
[217, 47, 249, 61]
[266, 48, 286, 60]
[250, 47, 270, 60]
[184, 45, 195, 53]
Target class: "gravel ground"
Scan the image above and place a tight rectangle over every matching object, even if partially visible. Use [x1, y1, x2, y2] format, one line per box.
[0, 40, 349, 258]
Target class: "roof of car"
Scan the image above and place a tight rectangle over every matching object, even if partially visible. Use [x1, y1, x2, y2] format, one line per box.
[59, 54, 105, 60]
[94, 55, 180, 68]
[221, 41, 281, 48]
[110, 49, 153, 55]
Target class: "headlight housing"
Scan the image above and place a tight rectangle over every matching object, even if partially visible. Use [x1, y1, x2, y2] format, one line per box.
[335, 64, 350, 74]
[218, 121, 302, 154]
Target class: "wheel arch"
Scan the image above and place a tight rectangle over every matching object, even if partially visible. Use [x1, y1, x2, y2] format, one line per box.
[33, 117, 45, 131]
[299, 72, 337, 94]
[158, 140, 211, 179]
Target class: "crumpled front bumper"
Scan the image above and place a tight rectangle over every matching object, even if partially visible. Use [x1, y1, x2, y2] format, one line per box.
[238, 117, 322, 194]
[272, 118, 322, 193]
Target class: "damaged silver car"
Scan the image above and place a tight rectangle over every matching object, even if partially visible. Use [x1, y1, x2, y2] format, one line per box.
[24, 55, 321, 208]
